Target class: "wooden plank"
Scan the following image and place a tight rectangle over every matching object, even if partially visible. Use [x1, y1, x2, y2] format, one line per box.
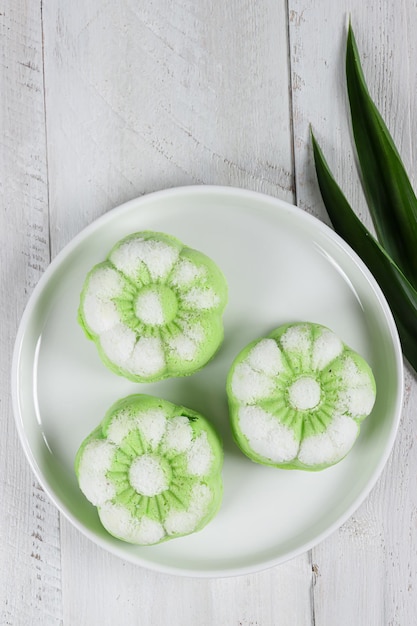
[7, 0, 417, 623]
[289, 0, 417, 623]
[41, 0, 314, 623]
[60, 518, 313, 626]
[43, 0, 295, 252]
[0, 1, 62, 624]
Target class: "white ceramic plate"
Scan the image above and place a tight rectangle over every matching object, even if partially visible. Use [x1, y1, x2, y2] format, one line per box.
[12, 185, 403, 577]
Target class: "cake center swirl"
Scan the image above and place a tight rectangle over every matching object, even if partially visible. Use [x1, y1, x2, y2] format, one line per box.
[288, 376, 321, 411]
[128, 453, 171, 497]
[134, 284, 178, 326]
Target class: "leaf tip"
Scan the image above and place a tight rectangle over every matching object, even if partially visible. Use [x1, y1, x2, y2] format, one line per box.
[310, 130, 322, 161]
[346, 13, 352, 32]
[346, 17, 360, 65]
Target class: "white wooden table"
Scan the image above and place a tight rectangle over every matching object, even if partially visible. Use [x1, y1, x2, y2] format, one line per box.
[2, 1, 417, 624]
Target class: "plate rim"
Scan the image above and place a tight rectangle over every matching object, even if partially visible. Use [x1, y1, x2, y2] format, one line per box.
[11, 184, 404, 578]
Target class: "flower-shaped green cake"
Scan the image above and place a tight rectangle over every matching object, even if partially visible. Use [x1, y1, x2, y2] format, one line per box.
[227, 322, 376, 471]
[75, 395, 223, 545]
[78, 231, 228, 382]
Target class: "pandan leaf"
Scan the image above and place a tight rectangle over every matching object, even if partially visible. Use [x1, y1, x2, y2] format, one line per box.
[346, 23, 417, 290]
[312, 131, 417, 371]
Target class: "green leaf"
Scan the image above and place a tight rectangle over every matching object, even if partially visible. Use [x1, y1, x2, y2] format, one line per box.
[312, 131, 417, 371]
[346, 23, 417, 290]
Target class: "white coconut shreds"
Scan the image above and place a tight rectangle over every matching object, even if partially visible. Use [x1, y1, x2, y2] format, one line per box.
[337, 356, 376, 416]
[106, 409, 137, 445]
[169, 259, 205, 288]
[312, 329, 343, 370]
[135, 289, 165, 326]
[161, 416, 193, 454]
[128, 454, 169, 496]
[135, 408, 167, 450]
[83, 267, 125, 334]
[99, 324, 136, 366]
[280, 324, 312, 357]
[87, 265, 125, 299]
[167, 333, 198, 361]
[337, 385, 376, 418]
[78, 440, 117, 506]
[164, 484, 212, 535]
[186, 432, 213, 477]
[181, 287, 219, 310]
[288, 377, 321, 411]
[99, 503, 165, 545]
[341, 356, 371, 387]
[238, 406, 299, 463]
[247, 339, 285, 376]
[231, 362, 275, 404]
[109, 238, 179, 281]
[181, 321, 205, 344]
[298, 414, 359, 466]
[125, 336, 166, 377]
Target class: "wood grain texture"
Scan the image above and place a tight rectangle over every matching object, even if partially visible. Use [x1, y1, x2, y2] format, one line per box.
[41, 1, 313, 625]
[3, 0, 417, 623]
[0, 1, 62, 624]
[61, 518, 312, 626]
[43, 0, 294, 252]
[289, 0, 417, 624]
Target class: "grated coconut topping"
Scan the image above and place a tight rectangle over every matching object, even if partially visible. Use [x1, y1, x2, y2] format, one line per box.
[128, 454, 168, 496]
[231, 362, 275, 404]
[135, 290, 165, 326]
[110, 238, 179, 281]
[298, 414, 359, 466]
[78, 439, 116, 506]
[238, 405, 299, 463]
[99, 503, 165, 545]
[126, 336, 165, 377]
[247, 339, 285, 376]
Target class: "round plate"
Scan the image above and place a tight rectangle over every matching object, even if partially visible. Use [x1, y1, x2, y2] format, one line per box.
[12, 185, 403, 577]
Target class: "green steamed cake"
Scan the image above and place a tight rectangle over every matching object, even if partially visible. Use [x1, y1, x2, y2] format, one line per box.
[75, 394, 223, 545]
[78, 231, 228, 382]
[227, 322, 376, 471]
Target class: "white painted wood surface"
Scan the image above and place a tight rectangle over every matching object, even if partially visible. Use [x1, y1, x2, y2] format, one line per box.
[2, 0, 416, 624]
